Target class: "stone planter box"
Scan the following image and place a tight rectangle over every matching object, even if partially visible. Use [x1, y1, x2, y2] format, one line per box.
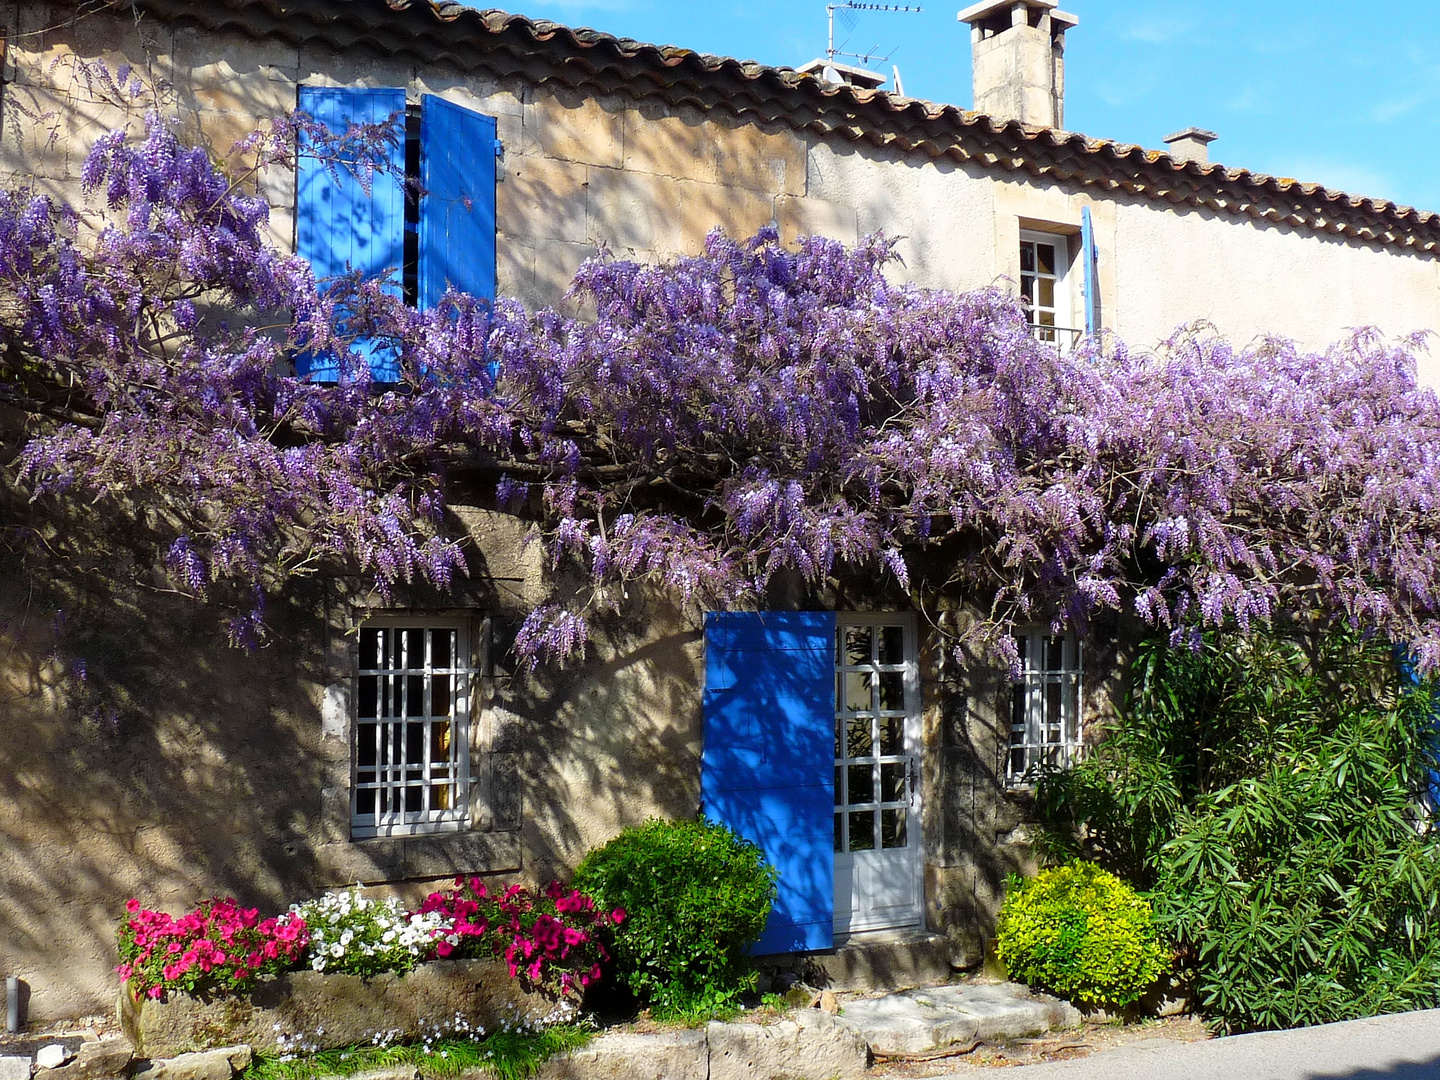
[120, 960, 559, 1058]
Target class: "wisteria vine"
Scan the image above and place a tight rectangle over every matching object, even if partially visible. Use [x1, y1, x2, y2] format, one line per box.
[3, 108, 1439, 670]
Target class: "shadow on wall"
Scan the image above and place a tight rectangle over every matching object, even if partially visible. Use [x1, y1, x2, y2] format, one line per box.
[0, 551, 332, 1021]
[497, 602, 706, 885]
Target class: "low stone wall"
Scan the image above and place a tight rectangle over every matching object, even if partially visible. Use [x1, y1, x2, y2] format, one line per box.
[121, 961, 558, 1058]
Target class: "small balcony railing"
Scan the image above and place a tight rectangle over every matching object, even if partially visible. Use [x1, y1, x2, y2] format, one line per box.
[1028, 323, 1084, 349]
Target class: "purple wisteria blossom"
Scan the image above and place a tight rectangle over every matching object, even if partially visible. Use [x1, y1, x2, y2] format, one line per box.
[2, 111, 1438, 670]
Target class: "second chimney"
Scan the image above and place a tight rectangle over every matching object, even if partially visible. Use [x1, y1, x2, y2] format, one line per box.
[1163, 127, 1219, 165]
[959, 0, 1077, 129]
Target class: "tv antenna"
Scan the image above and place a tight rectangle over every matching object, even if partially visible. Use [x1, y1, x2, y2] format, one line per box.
[826, 2, 923, 70]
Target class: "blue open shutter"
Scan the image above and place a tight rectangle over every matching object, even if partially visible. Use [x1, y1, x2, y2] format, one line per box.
[703, 611, 836, 954]
[295, 86, 405, 381]
[1080, 206, 1100, 337]
[419, 95, 498, 307]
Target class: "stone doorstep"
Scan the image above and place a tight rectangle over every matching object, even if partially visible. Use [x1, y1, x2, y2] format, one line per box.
[758, 930, 956, 994]
[839, 981, 1082, 1060]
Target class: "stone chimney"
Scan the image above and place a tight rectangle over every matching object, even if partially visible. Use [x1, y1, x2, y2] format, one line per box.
[958, 0, 1077, 129]
[1163, 127, 1219, 165]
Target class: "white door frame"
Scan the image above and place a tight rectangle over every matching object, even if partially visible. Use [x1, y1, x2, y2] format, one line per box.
[832, 612, 924, 935]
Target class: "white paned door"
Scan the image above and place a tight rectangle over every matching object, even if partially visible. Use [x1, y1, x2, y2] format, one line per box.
[833, 613, 924, 934]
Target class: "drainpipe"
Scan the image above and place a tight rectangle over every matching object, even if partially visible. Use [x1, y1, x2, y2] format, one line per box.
[6, 976, 21, 1033]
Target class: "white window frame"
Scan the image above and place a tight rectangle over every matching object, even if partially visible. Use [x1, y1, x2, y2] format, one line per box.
[1019, 230, 1079, 348]
[352, 617, 473, 839]
[1006, 629, 1083, 787]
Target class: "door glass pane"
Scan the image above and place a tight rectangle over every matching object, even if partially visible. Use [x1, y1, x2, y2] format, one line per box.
[834, 812, 843, 853]
[846, 718, 873, 759]
[835, 718, 843, 758]
[878, 716, 904, 756]
[842, 625, 872, 666]
[878, 671, 904, 710]
[842, 671, 872, 712]
[881, 808, 907, 849]
[848, 810, 875, 851]
[881, 762, 906, 802]
[848, 764, 875, 805]
[834, 766, 843, 806]
[878, 626, 904, 665]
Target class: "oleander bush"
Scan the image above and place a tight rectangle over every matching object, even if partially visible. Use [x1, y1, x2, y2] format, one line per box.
[995, 862, 1167, 1007]
[1035, 629, 1440, 1032]
[572, 818, 777, 1018]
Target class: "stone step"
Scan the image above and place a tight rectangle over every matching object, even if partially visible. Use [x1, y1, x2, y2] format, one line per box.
[759, 929, 956, 994]
[839, 980, 1082, 1059]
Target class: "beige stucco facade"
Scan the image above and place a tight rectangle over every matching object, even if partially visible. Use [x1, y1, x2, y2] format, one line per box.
[2, 0, 1438, 1021]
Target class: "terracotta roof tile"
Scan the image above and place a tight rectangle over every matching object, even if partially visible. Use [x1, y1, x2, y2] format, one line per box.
[125, 0, 1440, 254]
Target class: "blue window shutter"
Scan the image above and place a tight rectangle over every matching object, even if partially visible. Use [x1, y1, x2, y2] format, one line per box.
[1396, 647, 1440, 811]
[702, 611, 836, 954]
[295, 86, 405, 381]
[1081, 206, 1099, 337]
[419, 95, 498, 308]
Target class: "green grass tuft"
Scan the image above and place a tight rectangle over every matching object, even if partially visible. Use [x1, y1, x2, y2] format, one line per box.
[243, 1026, 593, 1080]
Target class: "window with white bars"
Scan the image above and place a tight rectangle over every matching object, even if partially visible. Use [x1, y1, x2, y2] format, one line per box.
[1007, 631, 1082, 786]
[353, 621, 472, 838]
[1019, 231, 1079, 347]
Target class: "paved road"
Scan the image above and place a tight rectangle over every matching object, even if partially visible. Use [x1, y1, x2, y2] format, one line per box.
[933, 1009, 1440, 1080]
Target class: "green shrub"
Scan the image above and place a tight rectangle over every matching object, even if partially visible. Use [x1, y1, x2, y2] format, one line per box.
[1035, 629, 1440, 1032]
[995, 861, 1167, 1007]
[572, 817, 777, 1018]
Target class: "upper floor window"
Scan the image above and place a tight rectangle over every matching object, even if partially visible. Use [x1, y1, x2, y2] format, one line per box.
[353, 620, 474, 838]
[1019, 230, 1080, 349]
[295, 87, 501, 381]
[1006, 630, 1082, 786]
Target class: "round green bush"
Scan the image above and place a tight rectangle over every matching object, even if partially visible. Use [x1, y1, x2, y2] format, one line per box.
[573, 817, 777, 1017]
[995, 861, 1168, 1007]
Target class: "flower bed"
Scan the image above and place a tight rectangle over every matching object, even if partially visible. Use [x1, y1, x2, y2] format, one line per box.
[121, 958, 561, 1058]
[115, 879, 624, 1055]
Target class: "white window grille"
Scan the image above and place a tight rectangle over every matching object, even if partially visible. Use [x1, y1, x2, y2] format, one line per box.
[1007, 630, 1082, 786]
[1019, 231, 1080, 348]
[353, 621, 472, 838]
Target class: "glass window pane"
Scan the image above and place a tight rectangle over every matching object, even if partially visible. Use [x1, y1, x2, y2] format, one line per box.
[379, 723, 397, 765]
[1039, 311, 1056, 327]
[1020, 276, 1034, 303]
[355, 788, 375, 816]
[1038, 277, 1055, 307]
[358, 675, 378, 718]
[848, 810, 875, 851]
[881, 808, 907, 849]
[406, 674, 425, 717]
[843, 671, 872, 712]
[403, 628, 425, 668]
[358, 725, 377, 767]
[406, 723, 424, 764]
[430, 721, 451, 762]
[878, 716, 904, 756]
[881, 761, 906, 802]
[835, 718, 843, 759]
[359, 629, 381, 670]
[878, 671, 905, 710]
[433, 674, 452, 717]
[878, 626, 904, 665]
[404, 786, 423, 813]
[846, 718, 873, 759]
[834, 812, 843, 853]
[1020, 244, 1035, 272]
[1036, 243, 1055, 274]
[848, 764, 875, 805]
[1046, 636, 1065, 670]
[1046, 681, 1063, 734]
[842, 625, 872, 666]
[431, 783, 451, 811]
[432, 629, 453, 669]
[835, 766, 843, 806]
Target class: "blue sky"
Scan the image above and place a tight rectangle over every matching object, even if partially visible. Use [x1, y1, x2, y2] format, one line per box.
[506, 0, 1440, 212]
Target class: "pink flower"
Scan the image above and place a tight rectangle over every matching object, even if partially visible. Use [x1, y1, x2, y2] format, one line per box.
[611, 908, 626, 925]
[125, 898, 141, 914]
[435, 941, 454, 958]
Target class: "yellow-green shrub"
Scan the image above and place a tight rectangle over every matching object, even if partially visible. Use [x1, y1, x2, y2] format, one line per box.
[995, 862, 1167, 1007]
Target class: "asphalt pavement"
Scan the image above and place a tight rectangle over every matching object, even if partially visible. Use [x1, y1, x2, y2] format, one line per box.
[932, 1008, 1440, 1080]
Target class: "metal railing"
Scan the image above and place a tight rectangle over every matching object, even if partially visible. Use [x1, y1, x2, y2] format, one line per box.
[1028, 323, 1084, 349]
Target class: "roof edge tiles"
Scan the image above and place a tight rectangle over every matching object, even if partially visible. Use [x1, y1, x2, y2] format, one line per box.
[121, 0, 1440, 255]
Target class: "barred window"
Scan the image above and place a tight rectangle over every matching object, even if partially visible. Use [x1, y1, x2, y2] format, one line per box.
[1007, 631, 1082, 786]
[353, 621, 472, 838]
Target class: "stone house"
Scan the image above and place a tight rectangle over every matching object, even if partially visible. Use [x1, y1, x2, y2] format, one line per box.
[1, 0, 1438, 1020]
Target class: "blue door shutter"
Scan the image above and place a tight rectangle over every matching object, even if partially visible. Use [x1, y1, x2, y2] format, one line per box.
[1080, 206, 1100, 337]
[1396, 648, 1440, 811]
[702, 611, 836, 954]
[419, 95, 498, 308]
[295, 86, 406, 381]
